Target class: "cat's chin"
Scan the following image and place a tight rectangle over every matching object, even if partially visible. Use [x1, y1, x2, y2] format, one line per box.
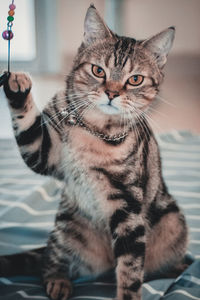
[98, 104, 120, 115]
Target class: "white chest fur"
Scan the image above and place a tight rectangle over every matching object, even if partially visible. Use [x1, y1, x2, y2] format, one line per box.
[61, 141, 107, 226]
[61, 127, 135, 223]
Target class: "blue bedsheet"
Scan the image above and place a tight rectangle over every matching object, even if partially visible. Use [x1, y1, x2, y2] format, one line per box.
[0, 131, 200, 299]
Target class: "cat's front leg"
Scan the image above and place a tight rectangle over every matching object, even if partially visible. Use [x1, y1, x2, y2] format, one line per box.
[110, 212, 145, 300]
[45, 278, 72, 300]
[42, 228, 73, 300]
[3, 72, 63, 178]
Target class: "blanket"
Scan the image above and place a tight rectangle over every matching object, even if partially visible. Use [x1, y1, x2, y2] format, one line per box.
[0, 131, 200, 299]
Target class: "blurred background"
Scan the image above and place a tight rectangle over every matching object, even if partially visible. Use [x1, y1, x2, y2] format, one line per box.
[0, 0, 199, 138]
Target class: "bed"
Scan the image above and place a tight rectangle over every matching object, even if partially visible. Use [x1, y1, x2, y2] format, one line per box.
[0, 131, 200, 300]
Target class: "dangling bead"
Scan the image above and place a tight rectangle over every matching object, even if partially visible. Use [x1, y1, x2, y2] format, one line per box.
[1, 1, 16, 74]
[7, 16, 14, 22]
[2, 2, 16, 41]
[2, 30, 14, 40]
[8, 10, 15, 16]
[9, 4, 16, 10]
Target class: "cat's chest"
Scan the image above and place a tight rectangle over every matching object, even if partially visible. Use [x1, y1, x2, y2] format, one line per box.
[64, 126, 132, 167]
[61, 127, 134, 218]
[62, 128, 124, 193]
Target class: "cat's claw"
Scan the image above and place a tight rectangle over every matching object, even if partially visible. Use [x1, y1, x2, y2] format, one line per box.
[46, 278, 72, 300]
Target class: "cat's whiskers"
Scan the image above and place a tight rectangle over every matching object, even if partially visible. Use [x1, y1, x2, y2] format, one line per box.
[147, 105, 167, 118]
[50, 95, 84, 106]
[68, 90, 87, 96]
[88, 91, 99, 96]
[138, 108, 164, 133]
[135, 108, 151, 137]
[66, 96, 91, 114]
[57, 102, 90, 127]
[120, 106, 127, 131]
[55, 93, 86, 103]
[125, 109, 130, 136]
[40, 115, 62, 134]
[134, 108, 162, 167]
[156, 94, 176, 108]
[41, 108, 66, 129]
[59, 160, 70, 172]
[77, 101, 96, 123]
[43, 101, 88, 130]
[121, 108, 128, 136]
[129, 108, 142, 148]
[41, 96, 87, 127]
[126, 110, 139, 147]
[126, 96, 168, 130]
[68, 99, 87, 108]
[68, 94, 87, 101]
[119, 108, 123, 132]
[136, 114, 166, 169]
[66, 94, 90, 111]
[129, 106, 151, 148]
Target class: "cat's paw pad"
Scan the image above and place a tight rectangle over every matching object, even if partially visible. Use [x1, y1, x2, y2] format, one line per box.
[8, 72, 32, 93]
[4, 72, 32, 108]
[45, 278, 72, 300]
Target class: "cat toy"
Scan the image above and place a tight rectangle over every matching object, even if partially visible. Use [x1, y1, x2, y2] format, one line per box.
[0, 0, 16, 87]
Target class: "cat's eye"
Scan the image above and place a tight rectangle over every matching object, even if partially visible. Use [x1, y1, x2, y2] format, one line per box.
[127, 75, 144, 86]
[92, 65, 106, 78]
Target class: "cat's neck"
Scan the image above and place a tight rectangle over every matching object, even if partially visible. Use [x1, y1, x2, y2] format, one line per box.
[66, 109, 130, 141]
[63, 102, 152, 144]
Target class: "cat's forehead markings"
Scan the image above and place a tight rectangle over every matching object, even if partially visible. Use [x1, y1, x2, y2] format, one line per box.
[106, 53, 116, 69]
[113, 38, 136, 69]
[122, 57, 132, 73]
[106, 53, 132, 74]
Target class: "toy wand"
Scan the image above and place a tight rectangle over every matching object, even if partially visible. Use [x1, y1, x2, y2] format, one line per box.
[0, 0, 16, 87]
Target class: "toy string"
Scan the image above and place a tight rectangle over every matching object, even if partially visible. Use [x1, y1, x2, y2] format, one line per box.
[8, 0, 14, 72]
[0, 0, 16, 87]
[8, 35, 11, 73]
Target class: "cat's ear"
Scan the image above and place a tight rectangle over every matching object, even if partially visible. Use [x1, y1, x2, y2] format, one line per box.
[142, 27, 175, 68]
[84, 4, 114, 45]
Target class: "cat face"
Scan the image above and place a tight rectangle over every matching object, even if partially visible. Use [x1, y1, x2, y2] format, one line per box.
[68, 5, 175, 126]
[73, 39, 158, 118]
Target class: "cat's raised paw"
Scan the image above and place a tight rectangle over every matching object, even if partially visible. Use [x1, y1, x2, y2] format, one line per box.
[45, 278, 72, 300]
[3, 72, 32, 109]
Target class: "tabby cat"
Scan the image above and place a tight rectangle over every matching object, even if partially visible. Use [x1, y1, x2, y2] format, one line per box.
[2, 5, 188, 300]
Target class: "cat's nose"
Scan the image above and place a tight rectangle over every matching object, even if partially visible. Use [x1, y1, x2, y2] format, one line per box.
[105, 90, 119, 101]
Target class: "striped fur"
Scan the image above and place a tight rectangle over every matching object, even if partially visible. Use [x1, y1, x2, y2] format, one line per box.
[3, 5, 188, 300]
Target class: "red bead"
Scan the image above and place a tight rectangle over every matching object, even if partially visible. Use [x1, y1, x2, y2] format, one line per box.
[2, 30, 14, 40]
[9, 4, 16, 10]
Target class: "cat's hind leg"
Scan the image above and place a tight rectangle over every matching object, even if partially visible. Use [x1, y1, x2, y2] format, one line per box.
[144, 201, 188, 278]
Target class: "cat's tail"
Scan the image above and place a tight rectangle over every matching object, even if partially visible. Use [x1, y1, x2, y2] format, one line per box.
[0, 247, 45, 277]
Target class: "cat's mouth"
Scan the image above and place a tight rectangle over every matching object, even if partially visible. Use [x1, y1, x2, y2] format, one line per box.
[98, 103, 119, 115]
